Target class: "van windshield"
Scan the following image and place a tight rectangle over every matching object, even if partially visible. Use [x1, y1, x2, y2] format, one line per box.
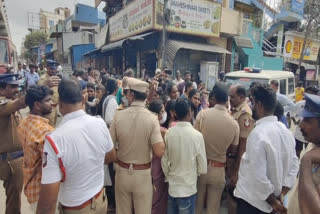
[225, 77, 269, 90]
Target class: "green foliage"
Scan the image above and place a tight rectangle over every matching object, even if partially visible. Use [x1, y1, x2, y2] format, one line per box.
[300, 0, 320, 37]
[24, 31, 48, 50]
[23, 31, 48, 63]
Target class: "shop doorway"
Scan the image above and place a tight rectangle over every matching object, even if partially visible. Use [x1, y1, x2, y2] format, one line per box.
[141, 51, 157, 78]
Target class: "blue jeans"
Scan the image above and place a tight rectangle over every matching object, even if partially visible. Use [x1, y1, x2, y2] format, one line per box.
[167, 194, 196, 214]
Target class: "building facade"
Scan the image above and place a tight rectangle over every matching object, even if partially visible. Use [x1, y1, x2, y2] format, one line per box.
[40, 7, 71, 34]
[92, 0, 307, 87]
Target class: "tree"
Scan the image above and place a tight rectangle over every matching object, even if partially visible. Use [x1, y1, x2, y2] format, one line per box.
[297, 0, 320, 75]
[23, 31, 48, 63]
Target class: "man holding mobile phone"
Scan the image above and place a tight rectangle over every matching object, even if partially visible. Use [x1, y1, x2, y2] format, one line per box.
[38, 60, 61, 127]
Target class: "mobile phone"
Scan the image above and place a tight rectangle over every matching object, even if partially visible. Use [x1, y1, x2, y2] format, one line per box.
[164, 69, 172, 75]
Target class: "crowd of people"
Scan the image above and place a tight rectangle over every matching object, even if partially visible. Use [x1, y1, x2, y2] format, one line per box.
[0, 59, 320, 214]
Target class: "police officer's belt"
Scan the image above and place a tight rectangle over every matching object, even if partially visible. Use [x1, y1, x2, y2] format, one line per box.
[116, 160, 151, 170]
[0, 150, 24, 161]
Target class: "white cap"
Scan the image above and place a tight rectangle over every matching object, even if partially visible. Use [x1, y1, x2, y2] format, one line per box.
[57, 65, 63, 72]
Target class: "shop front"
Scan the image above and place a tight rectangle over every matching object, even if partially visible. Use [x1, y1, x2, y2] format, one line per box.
[102, 0, 228, 81]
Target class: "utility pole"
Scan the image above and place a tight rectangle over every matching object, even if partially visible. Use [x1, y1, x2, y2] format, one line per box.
[161, 0, 168, 69]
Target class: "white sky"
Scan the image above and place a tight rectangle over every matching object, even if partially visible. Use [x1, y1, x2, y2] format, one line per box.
[6, 0, 105, 54]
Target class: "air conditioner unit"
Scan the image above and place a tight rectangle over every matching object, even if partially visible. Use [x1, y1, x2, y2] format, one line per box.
[234, 37, 254, 48]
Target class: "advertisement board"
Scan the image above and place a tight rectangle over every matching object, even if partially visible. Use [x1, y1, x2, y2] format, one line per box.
[109, 0, 221, 42]
[109, 0, 154, 42]
[284, 33, 320, 62]
[154, 0, 221, 37]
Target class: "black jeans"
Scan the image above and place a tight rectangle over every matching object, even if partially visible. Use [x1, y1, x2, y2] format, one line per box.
[236, 198, 271, 214]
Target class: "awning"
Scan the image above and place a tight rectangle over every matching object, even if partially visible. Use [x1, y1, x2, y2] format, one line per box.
[101, 39, 125, 52]
[167, 40, 231, 62]
[101, 32, 155, 53]
[50, 32, 63, 38]
[83, 49, 100, 56]
[284, 57, 317, 70]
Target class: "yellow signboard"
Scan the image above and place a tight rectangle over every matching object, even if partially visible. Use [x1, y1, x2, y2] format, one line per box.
[284, 34, 320, 62]
[154, 0, 221, 37]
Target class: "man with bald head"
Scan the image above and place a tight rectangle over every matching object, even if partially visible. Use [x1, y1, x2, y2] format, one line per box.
[227, 84, 255, 214]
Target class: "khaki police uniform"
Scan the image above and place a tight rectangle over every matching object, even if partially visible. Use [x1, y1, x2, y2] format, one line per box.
[110, 78, 163, 214]
[228, 101, 254, 214]
[231, 101, 254, 139]
[38, 73, 59, 127]
[0, 96, 24, 214]
[194, 105, 240, 214]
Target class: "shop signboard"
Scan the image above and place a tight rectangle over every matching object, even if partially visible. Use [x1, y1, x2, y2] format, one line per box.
[306, 70, 316, 81]
[109, 0, 154, 42]
[284, 33, 320, 62]
[109, 0, 221, 42]
[154, 0, 221, 37]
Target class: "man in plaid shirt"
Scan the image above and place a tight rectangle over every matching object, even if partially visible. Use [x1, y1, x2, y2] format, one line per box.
[18, 85, 55, 212]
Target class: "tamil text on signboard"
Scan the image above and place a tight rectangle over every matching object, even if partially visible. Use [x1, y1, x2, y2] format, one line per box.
[154, 0, 221, 37]
[109, 0, 222, 42]
[109, 0, 153, 42]
[284, 33, 320, 62]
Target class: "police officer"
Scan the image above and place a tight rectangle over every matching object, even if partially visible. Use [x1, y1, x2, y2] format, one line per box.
[38, 60, 60, 126]
[0, 74, 26, 214]
[110, 77, 165, 214]
[288, 93, 320, 214]
[228, 84, 254, 213]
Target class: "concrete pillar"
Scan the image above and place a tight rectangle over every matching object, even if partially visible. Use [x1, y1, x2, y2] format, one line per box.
[137, 51, 141, 78]
[276, 24, 284, 57]
[122, 48, 125, 72]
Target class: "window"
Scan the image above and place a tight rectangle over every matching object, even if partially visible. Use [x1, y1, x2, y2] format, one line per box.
[49, 20, 54, 27]
[0, 40, 9, 64]
[280, 79, 287, 95]
[88, 34, 93, 43]
[288, 78, 295, 94]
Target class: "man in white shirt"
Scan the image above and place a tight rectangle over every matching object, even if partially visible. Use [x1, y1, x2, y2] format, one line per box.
[162, 98, 207, 214]
[17, 62, 27, 79]
[103, 78, 119, 127]
[234, 84, 299, 214]
[270, 80, 295, 114]
[36, 78, 117, 214]
[172, 70, 184, 86]
[25, 64, 40, 88]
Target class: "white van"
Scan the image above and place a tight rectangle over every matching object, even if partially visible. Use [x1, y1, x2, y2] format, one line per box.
[224, 70, 295, 100]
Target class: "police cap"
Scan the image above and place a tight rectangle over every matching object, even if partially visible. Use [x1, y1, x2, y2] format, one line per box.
[0, 74, 23, 85]
[299, 93, 320, 118]
[124, 77, 149, 93]
[46, 59, 58, 70]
